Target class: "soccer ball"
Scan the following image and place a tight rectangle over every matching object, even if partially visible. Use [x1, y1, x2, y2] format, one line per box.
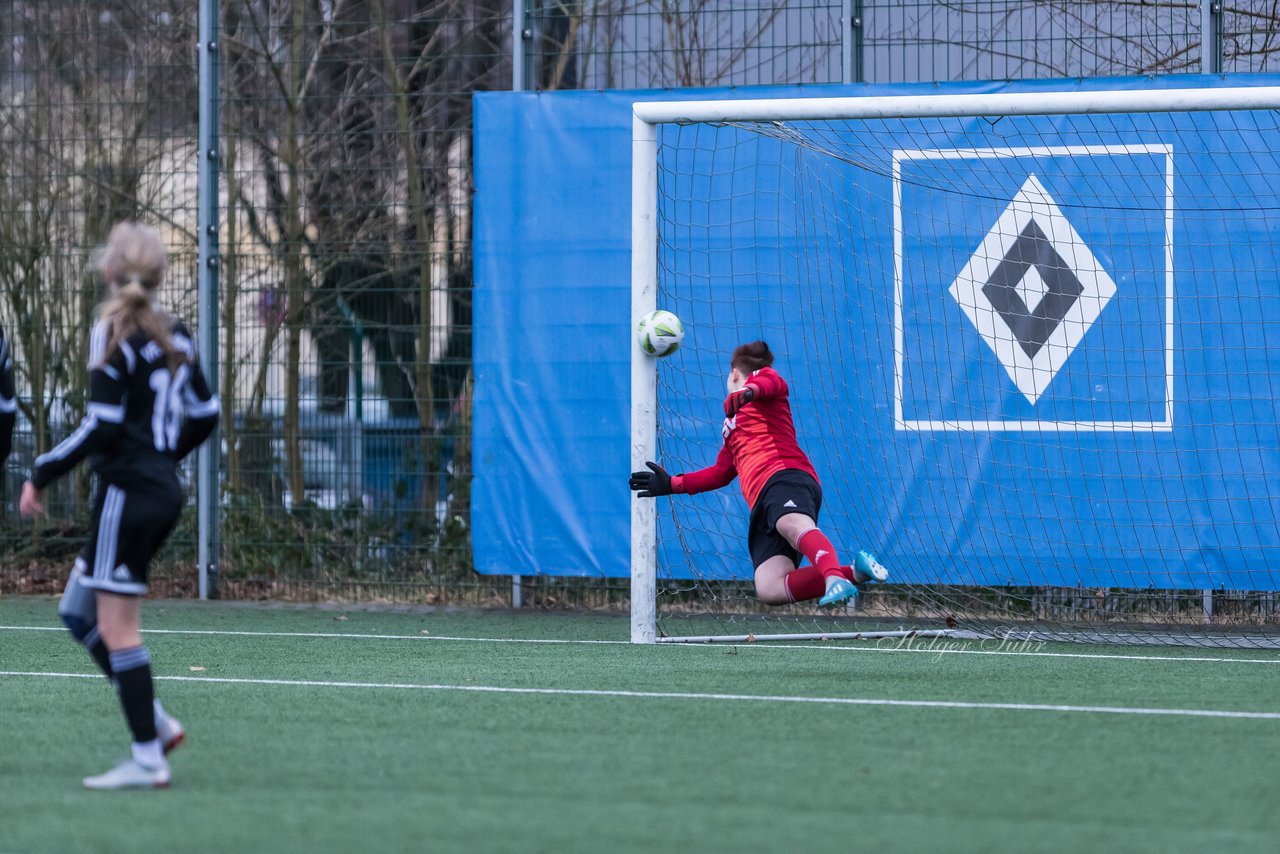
[636, 309, 683, 357]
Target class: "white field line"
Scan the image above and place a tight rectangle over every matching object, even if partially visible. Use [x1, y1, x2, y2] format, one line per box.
[2, 624, 1280, 665]
[0, 625, 624, 644]
[1, 669, 1277, 721]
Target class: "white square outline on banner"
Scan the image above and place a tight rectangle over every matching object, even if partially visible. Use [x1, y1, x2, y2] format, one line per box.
[892, 144, 1174, 432]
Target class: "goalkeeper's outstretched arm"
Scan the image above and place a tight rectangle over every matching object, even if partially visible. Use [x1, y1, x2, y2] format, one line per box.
[629, 446, 737, 498]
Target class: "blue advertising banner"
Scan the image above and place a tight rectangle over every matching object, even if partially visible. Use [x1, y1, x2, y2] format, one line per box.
[473, 77, 1280, 590]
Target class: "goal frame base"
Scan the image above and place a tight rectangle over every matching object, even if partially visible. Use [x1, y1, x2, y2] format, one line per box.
[654, 629, 980, 644]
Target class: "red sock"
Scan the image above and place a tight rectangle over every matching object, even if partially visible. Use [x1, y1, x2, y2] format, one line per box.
[797, 529, 850, 581]
[783, 565, 825, 603]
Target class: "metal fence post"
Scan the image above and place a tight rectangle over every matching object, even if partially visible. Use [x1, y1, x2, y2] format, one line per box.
[510, 1, 527, 606]
[513, 1, 535, 92]
[843, 0, 864, 84]
[513, 1, 526, 90]
[197, 0, 221, 599]
[1201, 0, 1223, 623]
[1203, 1, 1223, 73]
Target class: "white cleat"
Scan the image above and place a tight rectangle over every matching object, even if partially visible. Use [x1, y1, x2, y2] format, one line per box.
[157, 712, 186, 755]
[83, 758, 172, 790]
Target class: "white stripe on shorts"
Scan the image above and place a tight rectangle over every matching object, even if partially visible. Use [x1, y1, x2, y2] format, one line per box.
[93, 486, 125, 584]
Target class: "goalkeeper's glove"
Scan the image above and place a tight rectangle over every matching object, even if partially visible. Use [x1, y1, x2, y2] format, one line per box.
[629, 461, 673, 498]
[724, 385, 757, 417]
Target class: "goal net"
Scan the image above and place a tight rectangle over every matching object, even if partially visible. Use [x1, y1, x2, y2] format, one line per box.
[631, 87, 1280, 648]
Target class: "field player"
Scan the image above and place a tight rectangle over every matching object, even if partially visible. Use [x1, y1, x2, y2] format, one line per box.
[0, 320, 16, 465]
[630, 340, 887, 607]
[21, 222, 220, 790]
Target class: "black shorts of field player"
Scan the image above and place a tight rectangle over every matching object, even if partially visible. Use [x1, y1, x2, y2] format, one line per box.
[77, 480, 184, 596]
[747, 469, 823, 571]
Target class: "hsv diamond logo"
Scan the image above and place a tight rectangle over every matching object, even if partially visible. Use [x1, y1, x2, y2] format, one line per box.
[948, 174, 1117, 405]
[894, 144, 1173, 432]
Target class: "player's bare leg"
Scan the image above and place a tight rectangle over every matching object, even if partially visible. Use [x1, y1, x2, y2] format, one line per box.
[753, 555, 799, 604]
[61, 574, 184, 757]
[96, 592, 142, 650]
[85, 592, 171, 790]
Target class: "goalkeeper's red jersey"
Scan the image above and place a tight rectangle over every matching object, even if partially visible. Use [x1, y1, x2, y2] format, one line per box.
[670, 367, 819, 509]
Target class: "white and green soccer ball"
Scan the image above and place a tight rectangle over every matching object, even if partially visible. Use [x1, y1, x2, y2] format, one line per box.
[636, 309, 684, 357]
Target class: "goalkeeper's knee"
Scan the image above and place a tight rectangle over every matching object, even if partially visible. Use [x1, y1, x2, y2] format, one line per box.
[58, 561, 98, 643]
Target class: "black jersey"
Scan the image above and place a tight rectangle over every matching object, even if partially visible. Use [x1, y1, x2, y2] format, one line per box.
[0, 323, 16, 463]
[32, 318, 220, 491]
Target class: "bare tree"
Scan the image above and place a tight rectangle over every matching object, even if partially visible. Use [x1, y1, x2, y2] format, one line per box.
[532, 1, 835, 90]
[221, 0, 503, 526]
[0, 2, 195, 515]
[866, 1, 1280, 82]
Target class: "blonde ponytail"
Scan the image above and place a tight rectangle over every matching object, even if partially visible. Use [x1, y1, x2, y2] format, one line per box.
[96, 222, 185, 371]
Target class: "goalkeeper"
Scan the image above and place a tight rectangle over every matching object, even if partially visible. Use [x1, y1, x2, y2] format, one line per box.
[630, 340, 886, 607]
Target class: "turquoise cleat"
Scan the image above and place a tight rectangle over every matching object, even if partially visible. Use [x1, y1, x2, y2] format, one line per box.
[818, 576, 859, 607]
[854, 550, 889, 584]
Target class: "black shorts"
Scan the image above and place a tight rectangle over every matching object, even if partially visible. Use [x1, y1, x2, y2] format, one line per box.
[78, 481, 183, 596]
[747, 469, 823, 570]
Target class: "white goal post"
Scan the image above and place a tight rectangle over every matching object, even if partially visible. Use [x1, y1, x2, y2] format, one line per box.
[630, 85, 1280, 646]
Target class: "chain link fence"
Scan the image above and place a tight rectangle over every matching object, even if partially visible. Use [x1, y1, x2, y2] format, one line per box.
[211, 2, 501, 601]
[520, 2, 1280, 88]
[0, 2, 201, 593]
[1, 1, 1278, 602]
[517, 1, 846, 88]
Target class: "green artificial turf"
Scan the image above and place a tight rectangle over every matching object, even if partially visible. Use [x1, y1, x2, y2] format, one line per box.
[1, 597, 1277, 854]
